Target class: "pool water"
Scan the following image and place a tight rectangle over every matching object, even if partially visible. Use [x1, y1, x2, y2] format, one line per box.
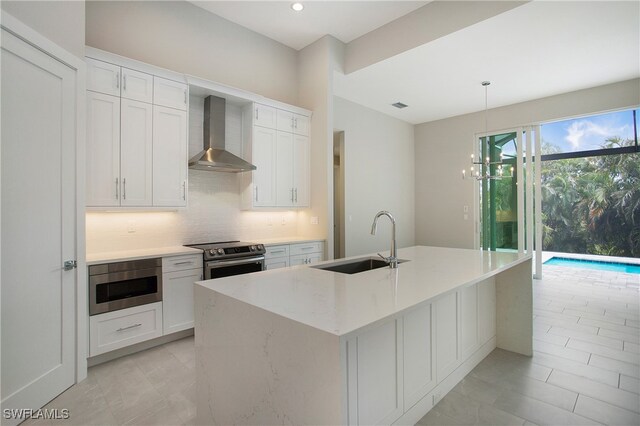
[544, 257, 640, 274]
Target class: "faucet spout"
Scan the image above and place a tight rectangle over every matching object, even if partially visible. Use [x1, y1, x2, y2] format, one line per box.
[370, 211, 398, 268]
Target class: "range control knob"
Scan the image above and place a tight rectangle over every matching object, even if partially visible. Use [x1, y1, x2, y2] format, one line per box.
[208, 249, 216, 256]
[250, 245, 256, 251]
[217, 248, 225, 255]
[257, 244, 264, 251]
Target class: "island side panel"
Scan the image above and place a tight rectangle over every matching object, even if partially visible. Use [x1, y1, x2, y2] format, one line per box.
[495, 258, 533, 356]
[194, 285, 343, 425]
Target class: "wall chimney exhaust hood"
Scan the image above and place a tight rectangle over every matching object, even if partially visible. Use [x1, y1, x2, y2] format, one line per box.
[188, 95, 256, 173]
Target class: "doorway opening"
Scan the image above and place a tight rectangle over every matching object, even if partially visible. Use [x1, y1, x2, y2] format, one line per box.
[333, 131, 345, 259]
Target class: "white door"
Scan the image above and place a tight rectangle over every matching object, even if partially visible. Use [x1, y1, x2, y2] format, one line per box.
[86, 57, 120, 96]
[121, 67, 153, 103]
[292, 113, 310, 136]
[1, 28, 76, 421]
[275, 131, 294, 206]
[293, 134, 310, 207]
[86, 91, 120, 206]
[153, 77, 188, 111]
[153, 105, 187, 206]
[163, 269, 202, 334]
[252, 126, 277, 206]
[253, 103, 277, 129]
[120, 99, 153, 206]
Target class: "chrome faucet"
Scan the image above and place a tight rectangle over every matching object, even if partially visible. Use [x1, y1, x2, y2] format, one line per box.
[371, 211, 398, 268]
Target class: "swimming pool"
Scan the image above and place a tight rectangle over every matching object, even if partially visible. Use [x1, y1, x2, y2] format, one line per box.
[544, 257, 640, 274]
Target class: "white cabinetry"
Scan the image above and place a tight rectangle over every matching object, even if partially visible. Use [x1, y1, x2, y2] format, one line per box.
[265, 241, 324, 269]
[242, 103, 311, 209]
[86, 91, 120, 206]
[86, 57, 188, 208]
[435, 291, 459, 382]
[153, 106, 187, 207]
[162, 254, 203, 335]
[403, 303, 435, 410]
[89, 302, 163, 356]
[346, 319, 403, 425]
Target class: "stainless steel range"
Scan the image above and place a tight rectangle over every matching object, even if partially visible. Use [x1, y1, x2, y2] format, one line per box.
[186, 241, 266, 280]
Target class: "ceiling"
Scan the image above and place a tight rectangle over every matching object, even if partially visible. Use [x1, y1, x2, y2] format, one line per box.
[190, 1, 639, 125]
[334, 1, 640, 124]
[191, 1, 428, 51]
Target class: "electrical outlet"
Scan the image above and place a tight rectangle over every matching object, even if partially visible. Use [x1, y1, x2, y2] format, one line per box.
[266, 216, 273, 226]
[127, 220, 136, 233]
[281, 216, 286, 225]
[310, 216, 319, 225]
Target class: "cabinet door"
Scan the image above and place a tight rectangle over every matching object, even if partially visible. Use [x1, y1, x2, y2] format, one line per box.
[478, 279, 496, 346]
[121, 67, 153, 103]
[153, 77, 187, 111]
[275, 131, 294, 206]
[252, 126, 277, 206]
[435, 291, 459, 382]
[293, 134, 310, 207]
[163, 269, 202, 335]
[293, 113, 310, 136]
[153, 105, 187, 206]
[460, 284, 480, 359]
[254, 103, 276, 128]
[276, 109, 294, 132]
[403, 303, 435, 410]
[86, 58, 120, 97]
[120, 99, 153, 206]
[347, 319, 403, 425]
[86, 91, 121, 206]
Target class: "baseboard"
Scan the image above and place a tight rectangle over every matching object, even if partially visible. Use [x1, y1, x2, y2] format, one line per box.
[87, 328, 194, 367]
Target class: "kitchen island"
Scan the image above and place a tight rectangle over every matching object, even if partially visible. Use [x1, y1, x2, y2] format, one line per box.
[194, 246, 532, 425]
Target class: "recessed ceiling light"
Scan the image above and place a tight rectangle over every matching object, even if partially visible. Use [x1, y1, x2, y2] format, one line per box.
[291, 2, 304, 12]
[391, 102, 408, 109]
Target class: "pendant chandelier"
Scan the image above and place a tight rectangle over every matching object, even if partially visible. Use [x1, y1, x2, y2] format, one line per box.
[462, 81, 513, 180]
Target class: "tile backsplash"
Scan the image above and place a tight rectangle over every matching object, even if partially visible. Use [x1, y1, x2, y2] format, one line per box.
[86, 95, 300, 254]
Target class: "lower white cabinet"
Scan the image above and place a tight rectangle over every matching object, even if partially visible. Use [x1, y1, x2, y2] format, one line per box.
[346, 319, 403, 425]
[162, 255, 203, 335]
[345, 278, 497, 425]
[265, 241, 324, 269]
[89, 302, 163, 356]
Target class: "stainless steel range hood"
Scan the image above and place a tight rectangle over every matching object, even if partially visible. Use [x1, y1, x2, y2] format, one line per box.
[188, 95, 256, 172]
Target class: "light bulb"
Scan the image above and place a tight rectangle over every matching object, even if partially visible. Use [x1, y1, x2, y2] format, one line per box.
[291, 2, 304, 11]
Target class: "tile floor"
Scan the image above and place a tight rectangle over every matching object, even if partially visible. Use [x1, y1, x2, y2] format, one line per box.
[29, 264, 639, 426]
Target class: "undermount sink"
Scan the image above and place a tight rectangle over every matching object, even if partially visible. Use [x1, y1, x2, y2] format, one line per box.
[313, 257, 406, 275]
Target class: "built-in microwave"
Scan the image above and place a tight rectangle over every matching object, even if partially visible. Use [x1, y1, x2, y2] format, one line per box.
[89, 258, 162, 316]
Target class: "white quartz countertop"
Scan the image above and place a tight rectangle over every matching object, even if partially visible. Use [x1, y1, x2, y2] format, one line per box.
[196, 246, 532, 336]
[86, 246, 203, 265]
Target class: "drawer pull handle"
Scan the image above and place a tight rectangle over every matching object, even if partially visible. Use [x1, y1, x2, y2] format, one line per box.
[117, 323, 142, 332]
[300, 247, 314, 250]
[173, 261, 194, 265]
[271, 250, 285, 254]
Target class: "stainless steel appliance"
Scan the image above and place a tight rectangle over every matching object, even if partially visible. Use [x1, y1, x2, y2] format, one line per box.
[186, 241, 266, 279]
[89, 258, 162, 316]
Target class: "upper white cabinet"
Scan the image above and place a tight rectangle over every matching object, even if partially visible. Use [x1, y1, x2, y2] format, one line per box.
[154, 77, 188, 111]
[153, 106, 187, 207]
[242, 102, 311, 209]
[86, 91, 121, 206]
[86, 57, 188, 208]
[121, 67, 153, 103]
[277, 109, 309, 136]
[87, 58, 120, 97]
[254, 103, 277, 128]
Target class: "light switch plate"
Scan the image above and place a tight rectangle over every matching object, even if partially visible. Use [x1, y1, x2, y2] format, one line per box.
[310, 216, 319, 225]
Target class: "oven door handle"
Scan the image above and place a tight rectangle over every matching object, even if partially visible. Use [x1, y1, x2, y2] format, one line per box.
[206, 256, 265, 268]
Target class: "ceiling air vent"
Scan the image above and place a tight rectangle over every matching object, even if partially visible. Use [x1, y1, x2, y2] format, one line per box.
[391, 102, 408, 109]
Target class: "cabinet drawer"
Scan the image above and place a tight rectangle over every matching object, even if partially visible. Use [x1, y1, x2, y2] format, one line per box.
[290, 241, 323, 256]
[162, 254, 203, 273]
[87, 58, 120, 97]
[265, 245, 289, 259]
[254, 103, 277, 128]
[89, 302, 163, 356]
[153, 77, 188, 110]
[265, 258, 290, 270]
[121, 67, 153, 103]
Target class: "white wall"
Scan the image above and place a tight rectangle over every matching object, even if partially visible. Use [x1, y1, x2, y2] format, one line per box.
[1, 1, 85, 58]
[334, 96, 415, 257]
[85, 0, 298, 105]
[415, 78, 640, 249]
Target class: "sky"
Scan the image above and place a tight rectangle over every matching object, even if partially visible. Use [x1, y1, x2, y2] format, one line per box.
[541, 109, 638, 153]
